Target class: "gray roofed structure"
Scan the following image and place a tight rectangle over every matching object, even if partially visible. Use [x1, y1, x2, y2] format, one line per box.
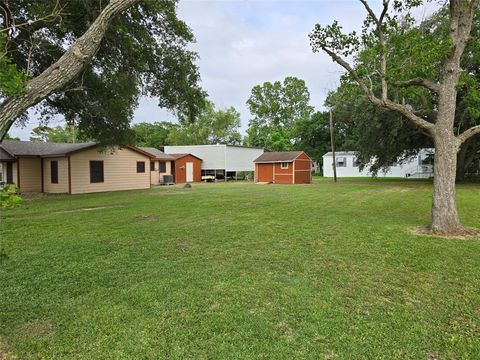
[254, 151, 305, 163]
[323, 151, 357, 157]
[0, 140, 96, 157]
[138, 147, 174, 160]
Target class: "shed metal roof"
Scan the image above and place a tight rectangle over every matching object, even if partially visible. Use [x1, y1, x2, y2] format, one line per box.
[254, 151, 305, 163]
[323, 151, 357, 157]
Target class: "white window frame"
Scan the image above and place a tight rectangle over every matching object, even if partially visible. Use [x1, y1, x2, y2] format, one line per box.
[280, 162, 289, 169]
[336, 157, 347, 168]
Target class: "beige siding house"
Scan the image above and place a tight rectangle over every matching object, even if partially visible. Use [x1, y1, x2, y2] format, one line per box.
[138, 147, 174, 185]
[0, 140, 154, 194]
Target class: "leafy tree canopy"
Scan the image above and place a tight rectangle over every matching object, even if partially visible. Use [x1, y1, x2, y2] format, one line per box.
[0, 33, 26, 97]
[293, 111, 350, 168]
[167, 101, 242, 145]
[1, 0, 206, 145]
[3, 133, 19, 140]
[324, 6, 480, 179]
[131, 121, 176, 148]
[29, 124, 91, 143]
[246, 76, 314, 151]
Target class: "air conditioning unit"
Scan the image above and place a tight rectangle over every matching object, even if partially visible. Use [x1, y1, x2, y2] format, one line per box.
[162, 174, 174, 185]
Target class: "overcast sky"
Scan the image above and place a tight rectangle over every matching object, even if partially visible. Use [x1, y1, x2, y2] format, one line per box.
[9, 0, 437, 140]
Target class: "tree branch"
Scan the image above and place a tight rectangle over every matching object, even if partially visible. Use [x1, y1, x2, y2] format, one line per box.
[457, 124, 480, 144]
[359, 0, 390, 101]
[0, 0, 141, 140]
[379, 0, 390, 24]
[392, 78, 441, 93]
[0, 1, 13, 30]
[322, 46, 435, 133]
[1, 0, 64, 35]
[359, 0, 379, 25]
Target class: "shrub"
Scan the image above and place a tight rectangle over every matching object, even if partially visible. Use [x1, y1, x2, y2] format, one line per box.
[0, 184, 22, 209]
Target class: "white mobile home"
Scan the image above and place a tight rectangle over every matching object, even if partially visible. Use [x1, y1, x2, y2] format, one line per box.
[322, 150, 434, 178]
[164, 144, 264, 180]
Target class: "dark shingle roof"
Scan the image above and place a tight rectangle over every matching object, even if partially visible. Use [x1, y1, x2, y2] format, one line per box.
[0, 147, 14, 161]
[254, 151, 305, 163]
[0, 140, 96, 157]
[138, 147, 174, 160]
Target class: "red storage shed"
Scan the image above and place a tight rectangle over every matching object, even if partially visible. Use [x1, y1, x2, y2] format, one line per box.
[170, 153, 202, 183]
[254, 151, 312, 184]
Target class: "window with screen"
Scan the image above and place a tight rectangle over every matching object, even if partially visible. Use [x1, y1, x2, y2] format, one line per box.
[336, 157, 347, 167]
[90, 161, 104, 183]
[50, 160, 58, 183]
[150, 161, 155, 171]
[158, 161, 166, 172]
[137, 161, 146, 173]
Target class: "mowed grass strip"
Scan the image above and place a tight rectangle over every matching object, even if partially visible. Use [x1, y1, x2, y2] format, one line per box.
[1, 179, 479, 359]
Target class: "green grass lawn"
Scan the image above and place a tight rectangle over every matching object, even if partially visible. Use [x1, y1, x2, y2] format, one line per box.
[1, 179, 479, 359]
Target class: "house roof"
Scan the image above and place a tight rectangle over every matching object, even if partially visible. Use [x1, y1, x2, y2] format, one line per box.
[0, 140, 96, 157]
[169, 153, 202, 161]
[138, 147, 174, 160]
[0, 140, 153, 159]
[323, 151, 357, 157]
[165, 144, 263, 150]
[0, 147, 14, 161]
[254, 151, 306, 163]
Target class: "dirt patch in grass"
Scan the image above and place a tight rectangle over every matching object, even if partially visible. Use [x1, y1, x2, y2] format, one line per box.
[240, 202, 262, 207]
[408, 226, 480, 240]
[151, 191, 189, 196]
[20, 192, 47, 200]
[60, 205, 125, 213]
[17, 320, 54, 339]
[134, 215, 158, 221]
[0, 341, 18, 360]
[381, 187, 416, 193]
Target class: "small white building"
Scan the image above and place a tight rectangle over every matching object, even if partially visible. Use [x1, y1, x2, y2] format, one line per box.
[164, 144, 264, 180]
[322, 150, 434, 178]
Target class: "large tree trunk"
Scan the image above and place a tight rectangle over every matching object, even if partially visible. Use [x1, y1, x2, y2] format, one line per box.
[431, 133, 461, 234]
[0, 0, 140, 140]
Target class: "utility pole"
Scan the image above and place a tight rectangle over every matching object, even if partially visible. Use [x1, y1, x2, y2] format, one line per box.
[71, 119, 76, 143]
[329, 109, 337, 183]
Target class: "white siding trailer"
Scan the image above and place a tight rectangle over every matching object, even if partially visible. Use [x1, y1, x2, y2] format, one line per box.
[164, 144, 264, 181]
[322, 150, 434, 178]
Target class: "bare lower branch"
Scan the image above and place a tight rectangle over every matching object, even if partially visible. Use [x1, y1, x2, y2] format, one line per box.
[1, 0, 64, 34]
[358, 0, 390, 25]
[457, 124, 480, 144]
[0, 0, 13, 30]
[322, 46, 435, 133]
[359, 0, 390, 101]
[359, 0, 379, 24]
[379, 0, 390, 24]
[392, 78, 441, 93]
[0, 0, 141, 140]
